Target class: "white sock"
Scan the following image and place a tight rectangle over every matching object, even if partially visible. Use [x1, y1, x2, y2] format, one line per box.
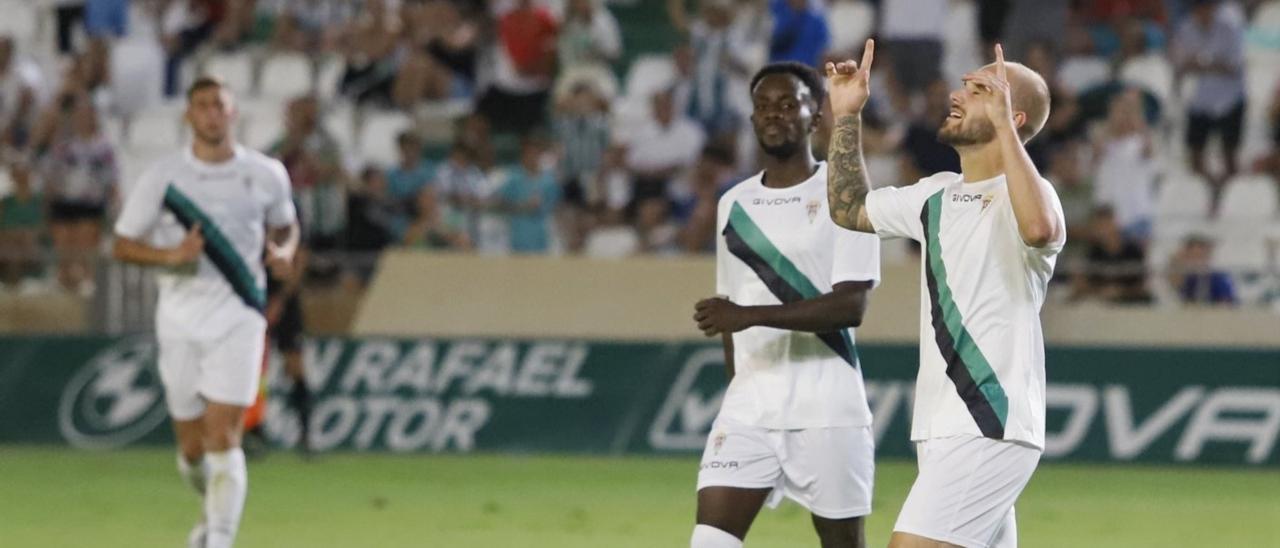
[176, 453, 206, 496]
[203, 448, 248, 548]
[691, 524, 743, 548]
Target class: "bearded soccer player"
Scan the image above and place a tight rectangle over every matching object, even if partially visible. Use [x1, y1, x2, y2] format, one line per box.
[112, 76, 299, 548]
[689, 62, 882, 548]
[825, 40, 1064, 548]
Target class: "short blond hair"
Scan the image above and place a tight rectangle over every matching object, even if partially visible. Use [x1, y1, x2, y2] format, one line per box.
[993, 62, 1051, 143]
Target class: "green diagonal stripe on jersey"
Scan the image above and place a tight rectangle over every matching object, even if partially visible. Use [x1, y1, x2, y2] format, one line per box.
[162, 184, 266, 313]
[727, 203, 822, 298]
[922, 190, 1008, 437]
[724, 202, 858, 367]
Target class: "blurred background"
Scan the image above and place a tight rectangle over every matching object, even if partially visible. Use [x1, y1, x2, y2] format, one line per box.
[0, 0, 1277, 547]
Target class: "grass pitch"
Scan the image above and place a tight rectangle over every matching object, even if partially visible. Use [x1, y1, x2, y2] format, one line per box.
[2, 446, 1276, 547]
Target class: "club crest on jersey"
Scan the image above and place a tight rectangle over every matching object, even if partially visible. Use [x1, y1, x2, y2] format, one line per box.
[807, 200, 820, 223]
[981, 194, 994, 211]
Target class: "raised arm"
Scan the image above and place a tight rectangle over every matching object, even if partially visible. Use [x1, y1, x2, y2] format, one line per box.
[825, 40, 877, 233]
[964, 45, 1064, 248]
[693, 281, 873, 336]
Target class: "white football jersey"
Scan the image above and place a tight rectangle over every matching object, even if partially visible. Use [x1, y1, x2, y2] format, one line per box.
[114, 145, 296, 341]
[715, 163, 881, 429]
[865, 172, 1066, 450]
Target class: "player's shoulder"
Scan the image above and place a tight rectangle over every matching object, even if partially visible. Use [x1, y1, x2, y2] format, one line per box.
[134, 152, 187, 187]
[917, 171, 962, 190]
[718, 171, 763, 207]
[238, 147, 288, 173]
[238, 148, 293, 189]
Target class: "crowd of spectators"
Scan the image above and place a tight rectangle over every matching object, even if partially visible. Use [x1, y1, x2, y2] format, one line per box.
[0, 0, 1278, 309]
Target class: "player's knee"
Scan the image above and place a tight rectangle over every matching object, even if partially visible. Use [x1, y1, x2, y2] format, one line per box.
[690, 524, 743, 548]
[202, 427, 240, 452]
[202, 411, 245, 452]
[179, 439, 204, 463]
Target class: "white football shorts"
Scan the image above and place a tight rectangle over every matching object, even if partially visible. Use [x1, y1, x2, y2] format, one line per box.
[695, 417, 875, 519]
[894, 435, 1041, 548]
[157, 320, 267, 420]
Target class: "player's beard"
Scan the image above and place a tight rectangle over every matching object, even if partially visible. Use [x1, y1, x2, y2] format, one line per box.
[937, 116, 996, 147]
[194, 128, 228, 147]
[757, 136, 804, 159]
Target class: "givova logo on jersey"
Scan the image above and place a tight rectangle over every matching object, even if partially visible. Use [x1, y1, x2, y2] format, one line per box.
[58, 337, 169, 449]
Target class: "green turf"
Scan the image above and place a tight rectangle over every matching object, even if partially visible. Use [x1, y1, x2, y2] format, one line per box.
[2, 446, 1277, 547]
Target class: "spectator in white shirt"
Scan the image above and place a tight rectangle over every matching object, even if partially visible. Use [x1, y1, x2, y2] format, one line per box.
[623, 88, 707, 212]
[1092, 88, 1156, 242]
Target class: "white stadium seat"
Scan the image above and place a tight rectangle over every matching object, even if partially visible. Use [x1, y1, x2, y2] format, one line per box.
[623, 55, 676, 104]
[110, 38, 166, 120]
[237, 99, 286, 151]
[1149, 171, 1214, 275]
[1217, 175, 1279, 221]
[1119, 54, 1174, 109]
[942, 0, 981, 84]
[316, 56, 347, 100]
[1154, 171, 1213, 221]
[126, 101, 187, 154]
[827, 0, 875, 56]
[1057, 57, 1111, 95]
[260, 53, 314, 100]
[201, 52, 255, 97]
[358, 110, 415, 168]
[0, 1, 40, 48]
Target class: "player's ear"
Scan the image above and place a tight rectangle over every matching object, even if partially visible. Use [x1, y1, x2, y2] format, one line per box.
[1013, 111, 1026, 130]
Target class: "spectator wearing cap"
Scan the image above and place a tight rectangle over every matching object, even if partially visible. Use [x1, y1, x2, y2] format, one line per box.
[1172, 0, 1246, 185]
[768, 0, 830, 68]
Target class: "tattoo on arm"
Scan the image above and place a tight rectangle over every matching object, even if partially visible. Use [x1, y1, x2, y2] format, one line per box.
[827, 114, 875, 233]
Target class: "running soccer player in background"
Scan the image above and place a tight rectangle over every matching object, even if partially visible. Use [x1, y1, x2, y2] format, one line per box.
[825, 40, 1063, 548]
[690, 61, 882, 548]
[112, 76, 299, 548]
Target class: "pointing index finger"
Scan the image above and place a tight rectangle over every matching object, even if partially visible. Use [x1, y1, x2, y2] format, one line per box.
[995, 43, 1006, 81]
[860, 39, 875, 74]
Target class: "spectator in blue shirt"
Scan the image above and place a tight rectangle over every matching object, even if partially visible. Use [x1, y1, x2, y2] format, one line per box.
[1170, 235, 1237, 306]
[386, 131, 435, 207]
[496, 135, 561, 254]
[768, 0, 830, 67]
